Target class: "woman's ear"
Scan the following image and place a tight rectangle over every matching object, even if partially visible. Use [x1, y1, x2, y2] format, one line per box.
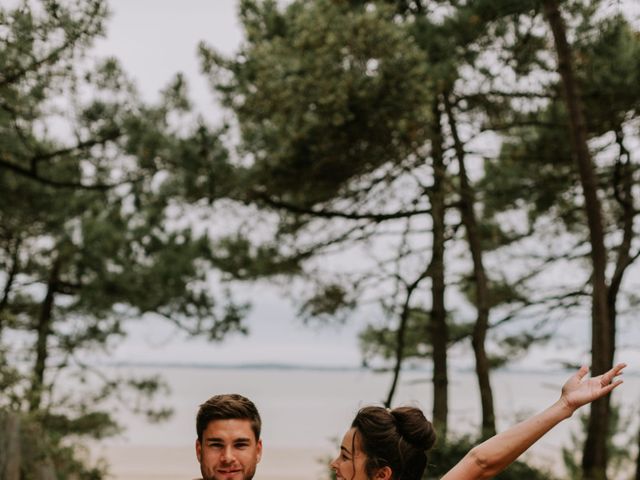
[374, 466, 392, 480]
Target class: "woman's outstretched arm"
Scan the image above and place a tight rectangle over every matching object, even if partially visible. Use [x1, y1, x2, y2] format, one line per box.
[441, 363, 626, 480]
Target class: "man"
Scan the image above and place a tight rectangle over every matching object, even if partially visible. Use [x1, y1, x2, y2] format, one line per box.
[195, 394, 262, 480]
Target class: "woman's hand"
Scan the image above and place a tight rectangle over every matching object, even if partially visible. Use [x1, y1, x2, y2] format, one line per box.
[560, 363, 626, 412]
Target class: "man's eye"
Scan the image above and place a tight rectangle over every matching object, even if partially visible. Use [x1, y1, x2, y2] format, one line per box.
[209, 443, 224, 448]
[235, 443, 249, 449]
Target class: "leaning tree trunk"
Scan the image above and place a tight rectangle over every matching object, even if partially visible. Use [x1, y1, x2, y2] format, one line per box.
[28, 258, 60, 413]
[444, 95, 496, 438]
[428, 97, 449, 438]
[543, 2, 613, 479]
[385, 281, 416, 408]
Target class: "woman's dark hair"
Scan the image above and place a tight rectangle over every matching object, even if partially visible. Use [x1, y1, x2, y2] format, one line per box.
[351, 406, 436, 480]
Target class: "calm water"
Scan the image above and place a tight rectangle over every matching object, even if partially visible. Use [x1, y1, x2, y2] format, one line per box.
[93, 366, 639, 479]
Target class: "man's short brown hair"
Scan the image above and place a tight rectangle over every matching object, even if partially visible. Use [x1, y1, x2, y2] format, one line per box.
[196, 393, 261, 442]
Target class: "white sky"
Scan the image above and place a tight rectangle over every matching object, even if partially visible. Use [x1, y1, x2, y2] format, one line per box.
[93, 0, 241, 105]
[87, 0, 640, 370]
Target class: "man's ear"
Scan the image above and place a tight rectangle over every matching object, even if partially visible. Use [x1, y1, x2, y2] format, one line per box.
[374, 466, 392, 480]
[195, 438, 202, 463]
[256, 439, 263, 463]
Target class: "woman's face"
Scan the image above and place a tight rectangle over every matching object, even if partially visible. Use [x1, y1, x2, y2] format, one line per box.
[330, 428, 370, 480]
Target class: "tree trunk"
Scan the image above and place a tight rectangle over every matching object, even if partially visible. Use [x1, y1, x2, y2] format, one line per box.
[444, 95, 495, 438]
[0, 237, 21, 336]
[28, 258, 61, 413]
[0, 411, 22, 480]
[428, 97, 449, 438]
[385, 287, 413, 408]
[543, 2, 613, 479]
[0, 411, 58, 480]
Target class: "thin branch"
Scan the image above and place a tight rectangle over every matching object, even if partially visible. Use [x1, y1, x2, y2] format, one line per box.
[253, 191, 431, 222]
[457, 90, 554, 102]
[0, 156, 118, 190]
[31, 131, 121, 165]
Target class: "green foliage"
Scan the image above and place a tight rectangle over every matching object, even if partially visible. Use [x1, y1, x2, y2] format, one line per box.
[482, 104, 578, 225]
[299, 283, 356, 325]
[201, 0, 433, 206]
[211, 234, 304, 280]
[575, 16, 640, 134]
[488, 331, 553, 368]
[360, 307, 431, 362]
[162, 124, 238, 203]
[359, 304, 479, 365]
[458, 273, 530, 311]
[41, 411, 121, 440]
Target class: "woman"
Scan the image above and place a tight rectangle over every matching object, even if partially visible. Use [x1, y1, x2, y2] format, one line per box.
[330, 363, 626, 480]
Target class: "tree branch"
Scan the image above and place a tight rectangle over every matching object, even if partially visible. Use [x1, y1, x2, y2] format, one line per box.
[252, 191, 431, 222]
[0, 156, 115, 190]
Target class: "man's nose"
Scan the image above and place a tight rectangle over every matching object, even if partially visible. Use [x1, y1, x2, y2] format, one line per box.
[221, 446, 236, 463]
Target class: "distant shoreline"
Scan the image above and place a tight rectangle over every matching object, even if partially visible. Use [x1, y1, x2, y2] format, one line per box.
[101, 360, 363, 372]
[94, 361, 631, 376]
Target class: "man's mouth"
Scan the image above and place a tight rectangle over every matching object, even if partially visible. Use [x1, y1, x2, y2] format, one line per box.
[217, 469, 242, 475]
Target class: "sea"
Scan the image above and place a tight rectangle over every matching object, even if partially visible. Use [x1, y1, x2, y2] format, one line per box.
[86, 365, 639, 480]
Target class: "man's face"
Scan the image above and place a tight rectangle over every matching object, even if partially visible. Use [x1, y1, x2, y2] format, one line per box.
[196, 418, 262, 480]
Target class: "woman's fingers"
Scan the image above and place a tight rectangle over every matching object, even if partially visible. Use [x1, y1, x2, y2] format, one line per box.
[575, 365, 590, 382]
[598, 363, 626, 389]
[600, 377, 624, 395]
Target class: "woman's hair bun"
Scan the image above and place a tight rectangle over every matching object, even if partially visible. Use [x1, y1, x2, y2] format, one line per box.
[390, 406, 436, 452]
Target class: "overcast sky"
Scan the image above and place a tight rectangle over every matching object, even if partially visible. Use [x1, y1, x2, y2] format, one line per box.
[87, 0, 640, 370]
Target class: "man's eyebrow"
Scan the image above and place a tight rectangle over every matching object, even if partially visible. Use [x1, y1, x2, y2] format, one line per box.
[204, 436, 254, 443]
